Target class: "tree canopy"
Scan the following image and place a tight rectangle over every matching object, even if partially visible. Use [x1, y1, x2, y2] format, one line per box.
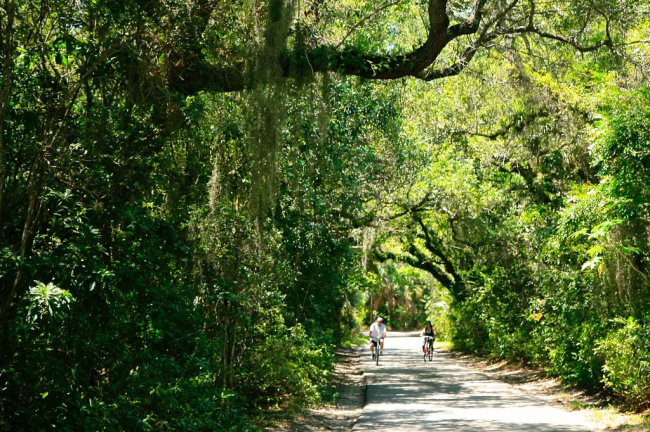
[1, 0, 649, 430]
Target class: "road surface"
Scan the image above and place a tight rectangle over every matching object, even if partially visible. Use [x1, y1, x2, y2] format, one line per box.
[352, 332, 597, 431]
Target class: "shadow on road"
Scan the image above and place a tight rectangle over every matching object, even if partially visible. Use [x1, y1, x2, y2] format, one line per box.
[353, 334, 596, 432]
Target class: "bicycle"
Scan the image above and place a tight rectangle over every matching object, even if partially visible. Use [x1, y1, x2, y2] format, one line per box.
[423, 336, 435, 362]
[370, 337, 383, 365]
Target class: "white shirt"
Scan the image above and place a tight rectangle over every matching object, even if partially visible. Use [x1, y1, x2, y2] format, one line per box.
[369, 322, 386, 339]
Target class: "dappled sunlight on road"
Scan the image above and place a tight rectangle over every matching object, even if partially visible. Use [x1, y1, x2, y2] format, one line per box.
[353, 333, 596, 432]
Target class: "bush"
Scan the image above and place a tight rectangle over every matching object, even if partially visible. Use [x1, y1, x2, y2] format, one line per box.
[239, 324, 332, 410]
[595, 317, 650, 407]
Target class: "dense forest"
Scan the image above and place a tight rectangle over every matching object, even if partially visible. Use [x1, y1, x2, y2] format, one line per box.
[1, 0, 649, 429]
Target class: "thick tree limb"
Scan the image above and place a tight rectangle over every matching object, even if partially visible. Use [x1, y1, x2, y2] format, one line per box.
[421, 0, 518, 80]
[446, 0, 489, 40]
[165, 0, 634, 94]
[298, 0, 450, 80]
[374, 248, 456, 292]
[412, 214, 463, 293]
[169, 0, 455, 93]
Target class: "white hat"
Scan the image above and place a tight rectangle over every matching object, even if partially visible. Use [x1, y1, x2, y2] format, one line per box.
[377, 317, 383, 322]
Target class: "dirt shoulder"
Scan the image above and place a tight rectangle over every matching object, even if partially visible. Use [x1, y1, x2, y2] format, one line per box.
[443, 350, 649, 432]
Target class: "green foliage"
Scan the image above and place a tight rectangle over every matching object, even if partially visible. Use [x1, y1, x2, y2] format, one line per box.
[596, 318, 650, 407]
[2, 0, 650, 427]
[597, 87, 650, 219]
[24, 281, 73, 329]
[357, 32, 650, 409]
[242, 324, 333, 408]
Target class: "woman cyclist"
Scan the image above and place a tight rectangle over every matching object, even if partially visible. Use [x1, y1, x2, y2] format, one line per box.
[421, 320, 436, 356]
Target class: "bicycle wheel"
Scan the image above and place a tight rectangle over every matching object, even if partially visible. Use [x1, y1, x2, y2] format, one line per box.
[375, 343, 380, 366]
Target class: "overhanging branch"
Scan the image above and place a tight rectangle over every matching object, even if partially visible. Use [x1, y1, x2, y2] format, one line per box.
[507, 25, 613, 52]
[165, 0, 637, 95]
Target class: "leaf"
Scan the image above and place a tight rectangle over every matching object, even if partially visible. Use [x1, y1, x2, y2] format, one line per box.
[582, 256, 602, 271]
[619, 245, 640, 255]
[587, 244, 603, 257]
[569, 228, 589, 238]
[590, 219, 624, 238]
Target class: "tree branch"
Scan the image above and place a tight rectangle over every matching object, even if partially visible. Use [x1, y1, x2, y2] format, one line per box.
[446, 0, 490, 40]
[506, 25, 613, 52]
[380, 192, 433, 222]
[448, 109, 549, 140]
[374, 247, 456, 293]
[616, 248, 650, 288]
[165, 0, 635, 94]
[412, 213, 463, 291]
[421, 0, 518, 80]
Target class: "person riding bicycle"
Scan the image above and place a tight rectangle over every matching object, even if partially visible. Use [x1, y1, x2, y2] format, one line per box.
[421, 320, 436, 354]
[369, 317, 387, 359]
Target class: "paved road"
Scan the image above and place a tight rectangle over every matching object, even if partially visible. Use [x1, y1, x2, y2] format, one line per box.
[352, 332, 597, 432]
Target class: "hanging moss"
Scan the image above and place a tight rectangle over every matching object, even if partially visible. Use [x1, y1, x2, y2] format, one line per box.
[247, 0, 296, 228]
[205, 0, 336, 236]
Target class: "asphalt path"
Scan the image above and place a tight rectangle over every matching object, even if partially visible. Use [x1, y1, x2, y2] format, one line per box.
[352, 332, 597, 432]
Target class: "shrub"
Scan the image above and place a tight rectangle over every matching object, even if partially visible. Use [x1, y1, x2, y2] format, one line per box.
[595, 317, 650, 407]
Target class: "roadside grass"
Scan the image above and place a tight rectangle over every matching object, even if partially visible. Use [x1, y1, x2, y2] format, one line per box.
[584, 405, 650, 431]
[559, 381, 650, 430]
[434, 340, 453, 351]
[341, 332, 368, 348]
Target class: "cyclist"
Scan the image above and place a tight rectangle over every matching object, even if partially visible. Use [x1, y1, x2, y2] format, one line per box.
[421, 320, 436, 356]
[369, 317, 387, 359]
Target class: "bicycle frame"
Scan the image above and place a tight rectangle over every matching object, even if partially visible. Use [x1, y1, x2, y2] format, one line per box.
[423, 336, 435, 362]
[370, 337, 383, 365]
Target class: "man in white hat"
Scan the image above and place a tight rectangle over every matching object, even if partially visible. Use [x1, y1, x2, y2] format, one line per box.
[368, 317, 387, 359]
